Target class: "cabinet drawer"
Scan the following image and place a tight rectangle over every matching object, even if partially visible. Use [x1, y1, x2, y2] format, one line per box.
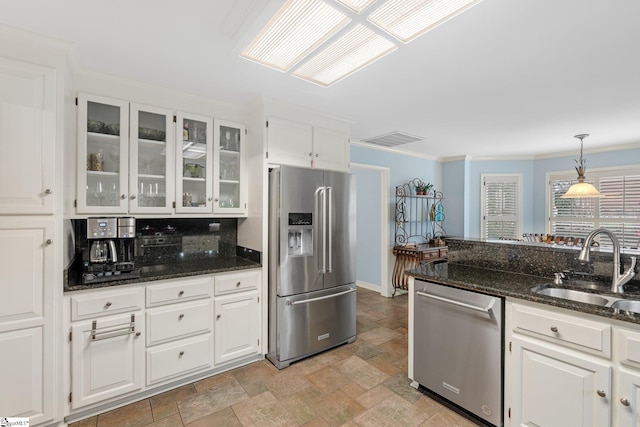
[215, 270, 260, 296]
[512, 303, 611, 356]
[439, 248, 448, 258]
[146, 334, 212, 385]
[146, 299, 212, 346]
[616, 328, 640, 369]
[71, 287, 144, 321]
[146, 276, 213, 307]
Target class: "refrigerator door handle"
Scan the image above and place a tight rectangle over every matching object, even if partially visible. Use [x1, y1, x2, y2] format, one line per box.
[326, 186, 332, 273]
[315, 186, 326, 273]
[285, 288, 356, 306]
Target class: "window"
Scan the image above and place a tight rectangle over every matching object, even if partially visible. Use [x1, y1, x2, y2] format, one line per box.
[481, 174, 522, 240]
[548, 167, 640, 250]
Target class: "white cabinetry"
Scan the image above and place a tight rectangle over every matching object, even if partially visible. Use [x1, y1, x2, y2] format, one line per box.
[267, 117, 349, 171]
[214, 270, 261, 365]
[68, 287, 145, 409]
[145, 276, 214, 385]
[0, 58, 56, 215]
[0, 219, 55, 425]
[615, 327, 640, 426]
[77, 94, 175, 214]
[214, 120, 247, 215]
[507, 300, 622, 427]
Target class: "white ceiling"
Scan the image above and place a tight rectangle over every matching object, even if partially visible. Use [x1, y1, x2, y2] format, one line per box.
[2, 0, 639, 159]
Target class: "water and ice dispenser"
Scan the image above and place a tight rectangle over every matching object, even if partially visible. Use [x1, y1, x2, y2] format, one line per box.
[288, 213, 313, 256]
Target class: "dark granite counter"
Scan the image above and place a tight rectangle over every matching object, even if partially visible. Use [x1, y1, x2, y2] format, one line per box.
[65, 256, 261, 292]
[410, 261, 640, 326]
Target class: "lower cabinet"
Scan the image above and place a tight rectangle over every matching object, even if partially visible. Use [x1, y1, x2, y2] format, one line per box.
[70, 312, 145, 409]
[507, 300, 640, 427]
[65, 268, 262, 417]
[510, 336, 611, 427]
[215, 291, 259, 365]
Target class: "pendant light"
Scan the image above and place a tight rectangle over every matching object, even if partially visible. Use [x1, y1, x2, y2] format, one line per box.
[561, 134, 604, 198]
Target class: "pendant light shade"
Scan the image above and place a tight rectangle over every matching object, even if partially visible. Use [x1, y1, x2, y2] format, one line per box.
[561, 134, 604, 198]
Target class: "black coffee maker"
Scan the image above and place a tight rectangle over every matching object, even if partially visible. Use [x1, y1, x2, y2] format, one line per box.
[83, 217, 139, 284]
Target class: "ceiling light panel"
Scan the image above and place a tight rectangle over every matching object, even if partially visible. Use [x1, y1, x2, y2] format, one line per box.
[241, 0, 351, 72]
[335, 0, 377, 13]
[368, 0, 483, 43]
[292, 23, 397, 87]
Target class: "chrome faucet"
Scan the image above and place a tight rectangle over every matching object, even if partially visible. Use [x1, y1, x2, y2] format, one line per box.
[578, 228, 637, 293]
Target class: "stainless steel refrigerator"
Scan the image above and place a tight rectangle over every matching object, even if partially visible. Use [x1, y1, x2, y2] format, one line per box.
[267, 165, 356, 369]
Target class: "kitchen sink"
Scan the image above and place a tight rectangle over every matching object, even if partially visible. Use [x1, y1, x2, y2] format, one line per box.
[534, 287, 611, 306]
[532, 284, 640, 315]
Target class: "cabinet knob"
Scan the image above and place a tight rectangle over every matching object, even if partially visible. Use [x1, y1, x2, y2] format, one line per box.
[44, 188, 52, 195]
[208, 197, 213, 202]
[178, 314, 184, 320]
[179, 351, 185, 357]
[308, 152, 313, 157]
[214, 198, 219, 202]
[45, 239, 53, 245]
[216, 314, 221, 320]
[105, 301, 112, 308]
[597, 390, 606, 398]
[550, 326, 558, 333]
[178, 291, 184, 297]
[236, 281, 241, 287]
[130, 194, 136, 200]
[135, 332, 141, 337]
[120, 194, 127, 199]
[621, 398, 631, 407]
[315, 153, 319, 157]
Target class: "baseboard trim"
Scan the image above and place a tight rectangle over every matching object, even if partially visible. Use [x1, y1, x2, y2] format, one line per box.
[356, 280, 381, 293]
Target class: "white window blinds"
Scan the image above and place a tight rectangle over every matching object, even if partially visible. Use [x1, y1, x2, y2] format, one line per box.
[482, 175, 521, 239]
[549, 168, 640, 250]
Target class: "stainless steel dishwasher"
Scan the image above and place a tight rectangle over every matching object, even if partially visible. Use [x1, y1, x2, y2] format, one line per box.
[413, 279, 503, 427]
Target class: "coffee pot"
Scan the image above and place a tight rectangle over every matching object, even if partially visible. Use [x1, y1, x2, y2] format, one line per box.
[89, 240, 117, 264]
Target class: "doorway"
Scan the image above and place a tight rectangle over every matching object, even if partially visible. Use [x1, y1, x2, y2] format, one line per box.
[351, 163, 391, 297]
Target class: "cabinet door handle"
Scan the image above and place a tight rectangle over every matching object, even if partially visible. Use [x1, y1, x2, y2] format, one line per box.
[44, 188, 52, 195]
[105, 301, 112, 308]
[178, 291, 184, 297]
[130, 194, 136, 200]
[135, 332, 141, 337]
[120, 194, 127, 199]
[179, 351, 185, 357]
[216, 314, 221, 320]
[550, 326, 558, 333]
[214, 198, 219, 202]
[178, 314, 184, 320]
[597, 390, 606, 397]
[621, 398, 631, 407]
[236, 281, 241, 287]
[45, 239, 53, 245]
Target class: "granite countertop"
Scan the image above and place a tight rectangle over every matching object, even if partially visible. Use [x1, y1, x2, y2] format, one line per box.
[409, 261, 640, 326]
[65, 256, 261, 292]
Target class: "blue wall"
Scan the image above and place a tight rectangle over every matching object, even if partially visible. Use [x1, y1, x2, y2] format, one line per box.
[352, 166, 382, 287]
[351, 145, 442, 245]
[442, 159, 468, 238]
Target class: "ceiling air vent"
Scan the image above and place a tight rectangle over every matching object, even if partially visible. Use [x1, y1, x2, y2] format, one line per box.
[362, 131, 424, 148]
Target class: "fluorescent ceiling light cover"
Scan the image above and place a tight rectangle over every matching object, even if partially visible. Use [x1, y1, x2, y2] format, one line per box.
[368, 0, 483, 43]
[292, 24, 397, 87]
[335, 0, 377, 13]
[241, 0, 351, 72]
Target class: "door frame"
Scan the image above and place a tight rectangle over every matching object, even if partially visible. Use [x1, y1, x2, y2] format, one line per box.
[350, 163, 391, 297]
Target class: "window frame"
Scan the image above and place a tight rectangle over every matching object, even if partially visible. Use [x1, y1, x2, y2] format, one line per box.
[546, 165, 640, 250]
[480, 174, 523, 240]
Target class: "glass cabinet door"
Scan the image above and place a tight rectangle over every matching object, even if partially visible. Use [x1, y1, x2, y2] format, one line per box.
[175, 112, 213, 213]
[214, 120, 246, 215]
[129, 104, 174, 213]
[77, 93, 128, 214]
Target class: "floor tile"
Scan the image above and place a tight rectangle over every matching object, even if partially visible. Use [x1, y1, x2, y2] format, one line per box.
[177, 378, 248, 424]
[184, 407, 241, 427]
[306, 365, 352, 393]
[96, 399, 153, 427]
[336, 355, 389, 390]
[308, 389, 365, 426]
[231, 391, 298, 427]
[354, 393, 429, 427]
[146, 413, 183, 427]
[357, 326, 402, 346]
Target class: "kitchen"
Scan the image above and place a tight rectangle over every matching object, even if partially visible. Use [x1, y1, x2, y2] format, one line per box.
[1, 0, 640, 426]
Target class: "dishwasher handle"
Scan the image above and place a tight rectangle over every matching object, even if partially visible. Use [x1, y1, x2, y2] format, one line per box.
[417, 291, 495, 315]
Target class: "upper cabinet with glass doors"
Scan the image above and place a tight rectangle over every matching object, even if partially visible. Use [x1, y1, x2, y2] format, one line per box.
[175, 112, 213, 214]
[128, 104, 174, 213]
[77, 94, 175, 214]
[214, 120, 246, 215]
[77, 93, 129, 214]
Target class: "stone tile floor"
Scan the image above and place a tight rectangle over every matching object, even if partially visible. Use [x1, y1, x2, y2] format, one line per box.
[71, 287, 479, 427]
